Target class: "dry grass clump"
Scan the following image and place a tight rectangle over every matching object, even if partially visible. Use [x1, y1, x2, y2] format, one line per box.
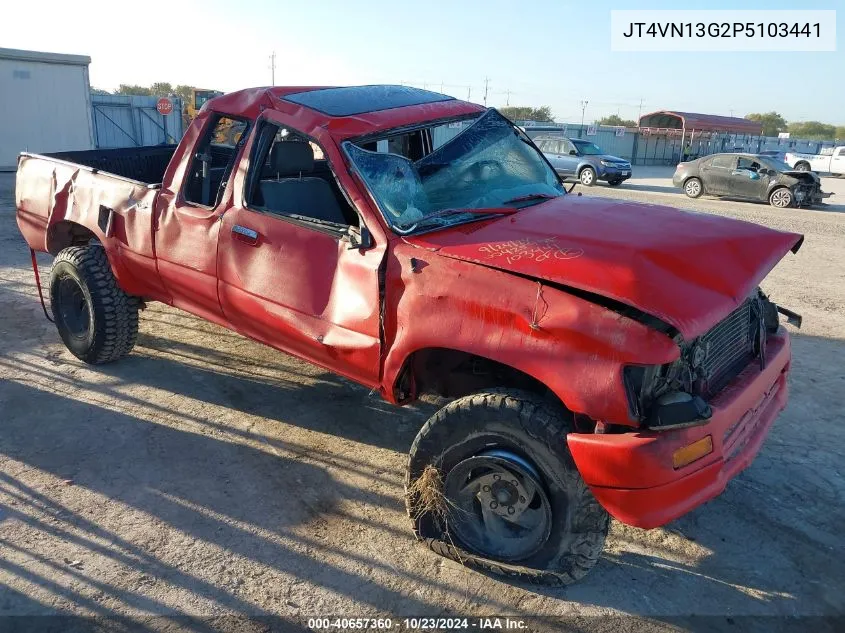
[407, 464, 448, 522]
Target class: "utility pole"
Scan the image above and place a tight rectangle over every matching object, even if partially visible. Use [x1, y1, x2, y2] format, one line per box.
[638, 98, 644, 120]
[580, 100, 589, 127]
[467, 85, 471, 100]
[269, 51, 276, 85]
[505, 89, 511, 106]
[483, 77, 490, 107]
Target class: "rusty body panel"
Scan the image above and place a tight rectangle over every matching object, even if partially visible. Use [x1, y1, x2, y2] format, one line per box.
[15, 85, 804, 531]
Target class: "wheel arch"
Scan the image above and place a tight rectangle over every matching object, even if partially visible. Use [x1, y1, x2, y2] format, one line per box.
[391, 346, 571, 414]
[46, 220, 97, 255]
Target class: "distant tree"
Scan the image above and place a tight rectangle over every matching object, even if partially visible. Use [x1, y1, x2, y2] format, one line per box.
[787, 121, 837, 140]
[115, 84, 153, 96]
[174, 84, 196, 104]
[744, 112, 787, 136]
[836, 126, 845, 141]
[598, 114, 636, 127]
[90, 87, 111, 95]
[149, 82, 175, 96]
[499, 105, 553, 122]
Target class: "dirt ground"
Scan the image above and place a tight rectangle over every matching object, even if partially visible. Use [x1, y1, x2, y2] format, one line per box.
[1, 168, 844, 632]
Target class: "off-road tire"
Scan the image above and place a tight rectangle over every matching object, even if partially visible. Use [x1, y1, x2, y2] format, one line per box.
[405, 389, 610, 586]
[50, 246, 139, 364]
[684, 177, 703, 198]
[578, 166, 596, 187]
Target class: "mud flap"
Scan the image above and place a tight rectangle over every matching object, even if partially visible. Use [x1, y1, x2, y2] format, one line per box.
[30, 248, 54, 323]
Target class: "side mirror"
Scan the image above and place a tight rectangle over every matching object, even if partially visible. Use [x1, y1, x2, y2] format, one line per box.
[569, 149, 577, 156]
[345, 224, 374, 250]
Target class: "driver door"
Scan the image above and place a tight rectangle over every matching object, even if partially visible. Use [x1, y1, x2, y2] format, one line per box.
[731, 156, 768, 200]
[216, 115, 386, 387]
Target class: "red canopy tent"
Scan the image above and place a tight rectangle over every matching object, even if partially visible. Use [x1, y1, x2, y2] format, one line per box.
[638, 111, 763, 150]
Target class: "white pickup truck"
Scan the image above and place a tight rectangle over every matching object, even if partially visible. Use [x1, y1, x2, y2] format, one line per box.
[785, 146, 845, 175]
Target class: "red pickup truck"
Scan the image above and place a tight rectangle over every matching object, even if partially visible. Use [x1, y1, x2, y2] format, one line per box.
[16, 85, 803, 585]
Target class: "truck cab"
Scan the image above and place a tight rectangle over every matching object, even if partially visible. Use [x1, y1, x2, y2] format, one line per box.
[786, 145, 845, 175]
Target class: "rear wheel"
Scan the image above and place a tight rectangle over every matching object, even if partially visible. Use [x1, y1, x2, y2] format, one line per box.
[794, 162, 811, 172]
[684, 177, 703, 198]
[769, 187, 794, 209]
[50, 246, 139, 364]
[406, 389, 609, 586]
[578, 166, 596, 187]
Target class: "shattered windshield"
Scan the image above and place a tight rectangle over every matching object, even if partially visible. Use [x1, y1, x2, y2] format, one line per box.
[344, 109, 564, 234]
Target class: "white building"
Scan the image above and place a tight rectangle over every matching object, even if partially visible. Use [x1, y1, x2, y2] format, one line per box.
[0, 48, 94, 171]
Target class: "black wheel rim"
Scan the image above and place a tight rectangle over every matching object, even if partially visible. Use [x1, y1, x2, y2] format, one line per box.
[57, 276, 90, 339]
[443, 449, 553, 562]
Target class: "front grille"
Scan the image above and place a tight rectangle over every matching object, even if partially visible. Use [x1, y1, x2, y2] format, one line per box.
[697, 301, 755, 397]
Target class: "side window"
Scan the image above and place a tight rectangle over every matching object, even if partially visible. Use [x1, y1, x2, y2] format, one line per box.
[535, 139, 550, 152]
[561, 139, 576, 155]
[710, 155, 735, 169]
[245, 122, 357, 228]
[737, 157, 760, 171]
[183, 115, 250, 207]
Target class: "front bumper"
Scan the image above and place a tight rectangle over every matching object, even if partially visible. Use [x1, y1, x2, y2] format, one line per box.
[598, 165, 632, 181]
[567, 329, 791, 529]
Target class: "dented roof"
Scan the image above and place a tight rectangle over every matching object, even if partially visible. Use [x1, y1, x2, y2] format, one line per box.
[202, 85, 483, 140]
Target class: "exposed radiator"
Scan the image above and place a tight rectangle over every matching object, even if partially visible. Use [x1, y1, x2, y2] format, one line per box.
[698, 301, 755, 397]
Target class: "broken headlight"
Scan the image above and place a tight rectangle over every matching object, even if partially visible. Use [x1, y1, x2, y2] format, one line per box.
[624, 361, 711, 431]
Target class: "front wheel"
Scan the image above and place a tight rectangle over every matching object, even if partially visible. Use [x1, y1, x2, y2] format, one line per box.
[50, 246, 139, 364]
[406, 389, 609, 586]
[794, 162, 810, 172]
[769, 187, 794, 208]
[578, 166, 596, 187]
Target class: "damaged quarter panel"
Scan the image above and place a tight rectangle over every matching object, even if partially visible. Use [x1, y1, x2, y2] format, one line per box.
[381, 239, 680, 425]
[15, 153, 165, 299]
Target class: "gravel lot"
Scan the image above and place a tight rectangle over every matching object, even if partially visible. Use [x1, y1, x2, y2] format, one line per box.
[1, 168, 844, 632]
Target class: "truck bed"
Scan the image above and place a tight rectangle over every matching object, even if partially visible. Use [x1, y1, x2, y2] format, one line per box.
[44, 145, 178, 185]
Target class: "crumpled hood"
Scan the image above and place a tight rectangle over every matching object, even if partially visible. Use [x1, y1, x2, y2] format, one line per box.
[405, 195, 803, 339]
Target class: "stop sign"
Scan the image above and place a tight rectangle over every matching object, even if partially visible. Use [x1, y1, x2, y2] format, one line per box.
[156, 97, 173, 115]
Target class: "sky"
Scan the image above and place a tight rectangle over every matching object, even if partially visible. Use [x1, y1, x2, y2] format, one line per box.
[2, 0, 842, 125]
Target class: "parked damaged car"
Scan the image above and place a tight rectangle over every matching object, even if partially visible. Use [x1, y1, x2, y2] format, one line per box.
[16, 85, 804, 586]
[673, 152, 831, 208]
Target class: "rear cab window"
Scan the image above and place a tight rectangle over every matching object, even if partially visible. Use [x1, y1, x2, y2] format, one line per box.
[183, 115, 250, 207]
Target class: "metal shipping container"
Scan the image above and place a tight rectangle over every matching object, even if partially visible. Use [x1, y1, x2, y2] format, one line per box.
[0, 47, 94, 171]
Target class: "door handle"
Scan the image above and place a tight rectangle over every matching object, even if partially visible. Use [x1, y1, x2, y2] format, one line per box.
[232, 224, 259, 245]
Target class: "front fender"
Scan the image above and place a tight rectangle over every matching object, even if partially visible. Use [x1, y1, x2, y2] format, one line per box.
[380, 243, 679, 425]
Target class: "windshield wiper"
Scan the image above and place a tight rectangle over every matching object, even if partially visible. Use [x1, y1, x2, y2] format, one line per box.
[395, 206, 517, 231]
[503, 193, 558, 205]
